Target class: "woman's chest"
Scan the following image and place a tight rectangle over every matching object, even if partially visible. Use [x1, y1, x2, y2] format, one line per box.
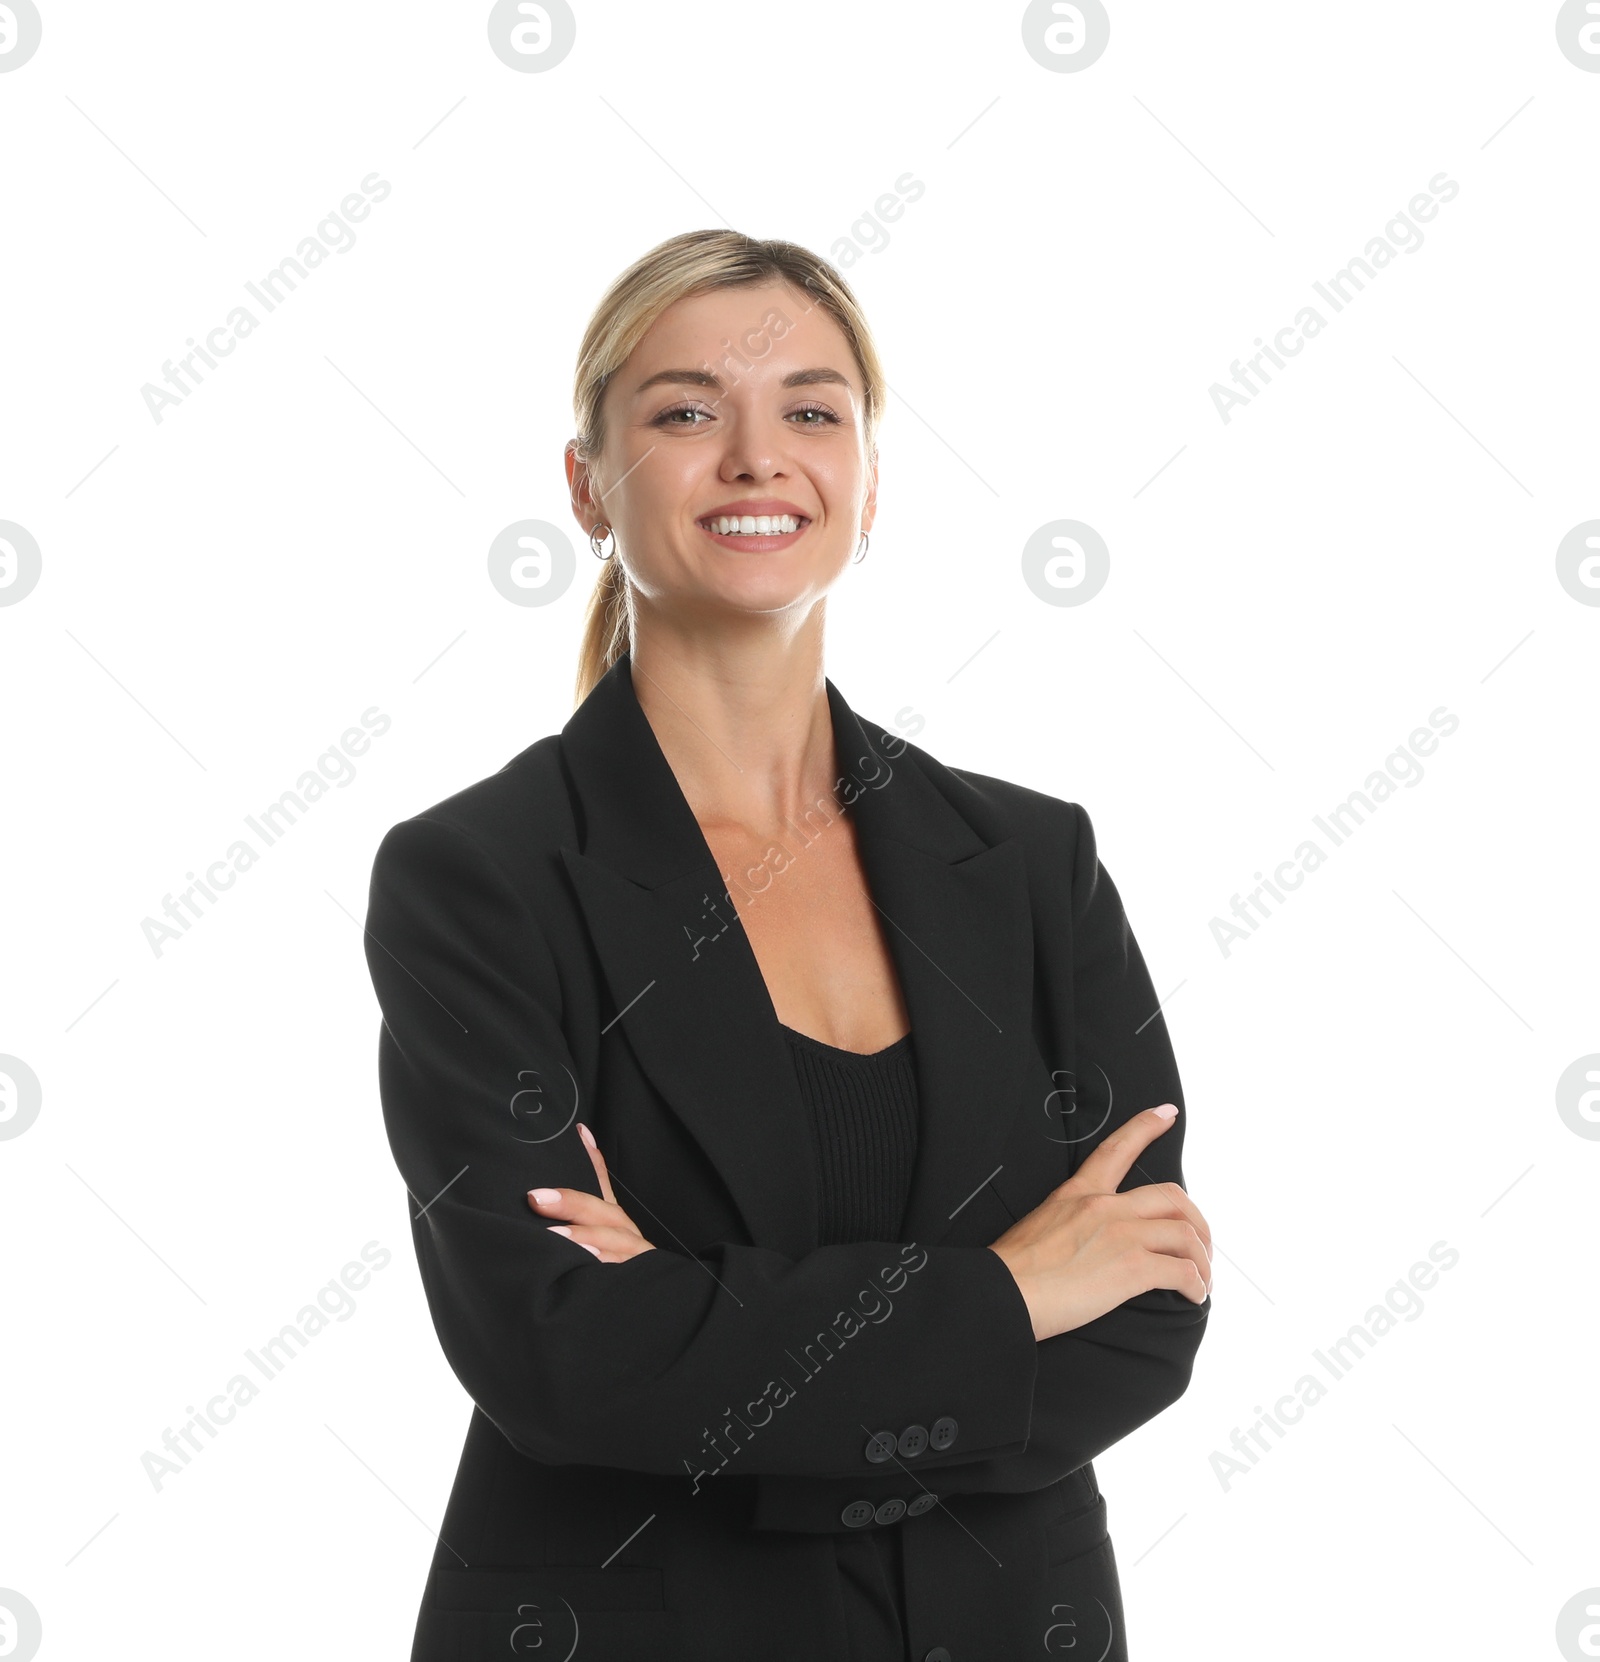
[699, 816, 910, 1054]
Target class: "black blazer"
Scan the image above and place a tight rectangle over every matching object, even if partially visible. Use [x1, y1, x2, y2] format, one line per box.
[364, 652, 1208, 1661]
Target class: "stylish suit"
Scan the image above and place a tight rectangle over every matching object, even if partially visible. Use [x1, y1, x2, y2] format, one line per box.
[363, 652, 1209, 1661]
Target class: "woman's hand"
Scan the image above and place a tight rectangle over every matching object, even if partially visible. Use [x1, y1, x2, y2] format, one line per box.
[527, 1121, 657, 1263]
[987, 1104, 1212, 1342]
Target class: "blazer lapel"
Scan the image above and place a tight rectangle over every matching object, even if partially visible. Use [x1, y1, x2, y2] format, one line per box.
[557, 653, 1037, 1261]
[837, 717, 1037, 1249]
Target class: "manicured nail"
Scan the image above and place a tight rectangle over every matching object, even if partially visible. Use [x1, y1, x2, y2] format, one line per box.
[577, 1122, 597, 1151]
[529, 1188, 561, 1205]
[548, 1225, 573, 1237]
[1151, 1104, 1178, 1120]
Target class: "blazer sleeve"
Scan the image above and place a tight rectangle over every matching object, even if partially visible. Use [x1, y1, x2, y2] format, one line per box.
[364, 812, 1042, 1486]
[967, 800, 1209, 1463]
[748, 801, 1210, 1529]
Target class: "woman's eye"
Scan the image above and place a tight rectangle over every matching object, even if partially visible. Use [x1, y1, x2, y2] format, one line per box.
[652, 402, 842, 428]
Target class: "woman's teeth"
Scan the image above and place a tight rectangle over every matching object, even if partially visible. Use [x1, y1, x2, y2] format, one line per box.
[701, 514, 804, 535]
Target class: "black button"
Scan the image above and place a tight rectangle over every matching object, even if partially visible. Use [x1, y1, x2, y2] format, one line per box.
[874, 1497, 907, 1525]
[840, 1499, 875, 1528]
[864, 1429, 898, 1464]
[929, 1415, 959, 1451]
[906, 1491, 938, 1517]
[924, 1648, 952, 1662]
[898, 1423, 928, 1458]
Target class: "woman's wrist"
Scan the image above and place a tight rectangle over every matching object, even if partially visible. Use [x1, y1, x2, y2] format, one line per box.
[986, 1244, 1043, 1343]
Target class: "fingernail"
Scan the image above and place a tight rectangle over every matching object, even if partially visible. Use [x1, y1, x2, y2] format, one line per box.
[580, 1242, 602, 1259]
[577, 1122, 597, 1151]
[548, 1225, 573, 1237]
[1151, 1104, 1179, 1120]
[529, 1188, 561, 1205]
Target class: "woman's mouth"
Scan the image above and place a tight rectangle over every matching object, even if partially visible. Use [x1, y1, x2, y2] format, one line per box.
[695, 513, 811, 550]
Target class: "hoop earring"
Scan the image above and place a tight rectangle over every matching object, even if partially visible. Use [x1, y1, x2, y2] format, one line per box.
[852, 531, 869, 565]
[590, 523, 615, 560]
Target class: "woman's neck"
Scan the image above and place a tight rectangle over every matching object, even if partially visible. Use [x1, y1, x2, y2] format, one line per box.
[627, 621, 838, 841]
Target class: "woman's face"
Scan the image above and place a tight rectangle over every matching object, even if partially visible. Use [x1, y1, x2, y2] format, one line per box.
[569, 280, 877, 621]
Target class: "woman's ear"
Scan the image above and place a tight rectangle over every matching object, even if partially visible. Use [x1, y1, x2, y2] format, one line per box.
[565, 439, 603, 532]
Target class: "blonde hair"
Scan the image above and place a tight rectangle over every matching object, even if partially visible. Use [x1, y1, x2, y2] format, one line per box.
[570, 230, 887, 706]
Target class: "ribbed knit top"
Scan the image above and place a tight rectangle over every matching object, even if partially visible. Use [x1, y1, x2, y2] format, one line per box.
[779, 1023, 919, 1246]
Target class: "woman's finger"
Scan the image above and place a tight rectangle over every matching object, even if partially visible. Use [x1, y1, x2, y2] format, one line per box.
[527, 1186, 637, 1232]
[1122, 1180, 1213, 1257]
[1060, 1105, 1179, 1197]
[1135, 1219, 1212, 1294]
[577, 1121, 618, 1205]
[546, 1225, 603, 1259]
[549, 1223, 656, 1264]
[528, 1187, 653, 1251]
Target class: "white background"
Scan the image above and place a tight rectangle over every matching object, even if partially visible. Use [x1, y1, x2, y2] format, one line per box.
[2, 3, 1596, 1657]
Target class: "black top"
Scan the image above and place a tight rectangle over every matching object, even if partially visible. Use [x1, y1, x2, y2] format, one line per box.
[779, 1023, 919, 1246]
[780, 1021, 921, 1657]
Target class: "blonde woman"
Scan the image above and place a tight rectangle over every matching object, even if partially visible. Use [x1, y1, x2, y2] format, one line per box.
[364, 229, 1212, 1662]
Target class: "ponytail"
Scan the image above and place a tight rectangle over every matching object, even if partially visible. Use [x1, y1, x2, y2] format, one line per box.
[573, 552, 632, 706]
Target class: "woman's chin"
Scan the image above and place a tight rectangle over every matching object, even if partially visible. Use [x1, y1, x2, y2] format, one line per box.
[687, 567, 834, 615]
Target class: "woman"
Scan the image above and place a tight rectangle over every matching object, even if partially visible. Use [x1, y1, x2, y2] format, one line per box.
[364, 229, 1212, 1662]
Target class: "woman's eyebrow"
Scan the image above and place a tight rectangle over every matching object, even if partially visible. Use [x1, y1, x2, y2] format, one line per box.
[632, 366, 853, 396]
